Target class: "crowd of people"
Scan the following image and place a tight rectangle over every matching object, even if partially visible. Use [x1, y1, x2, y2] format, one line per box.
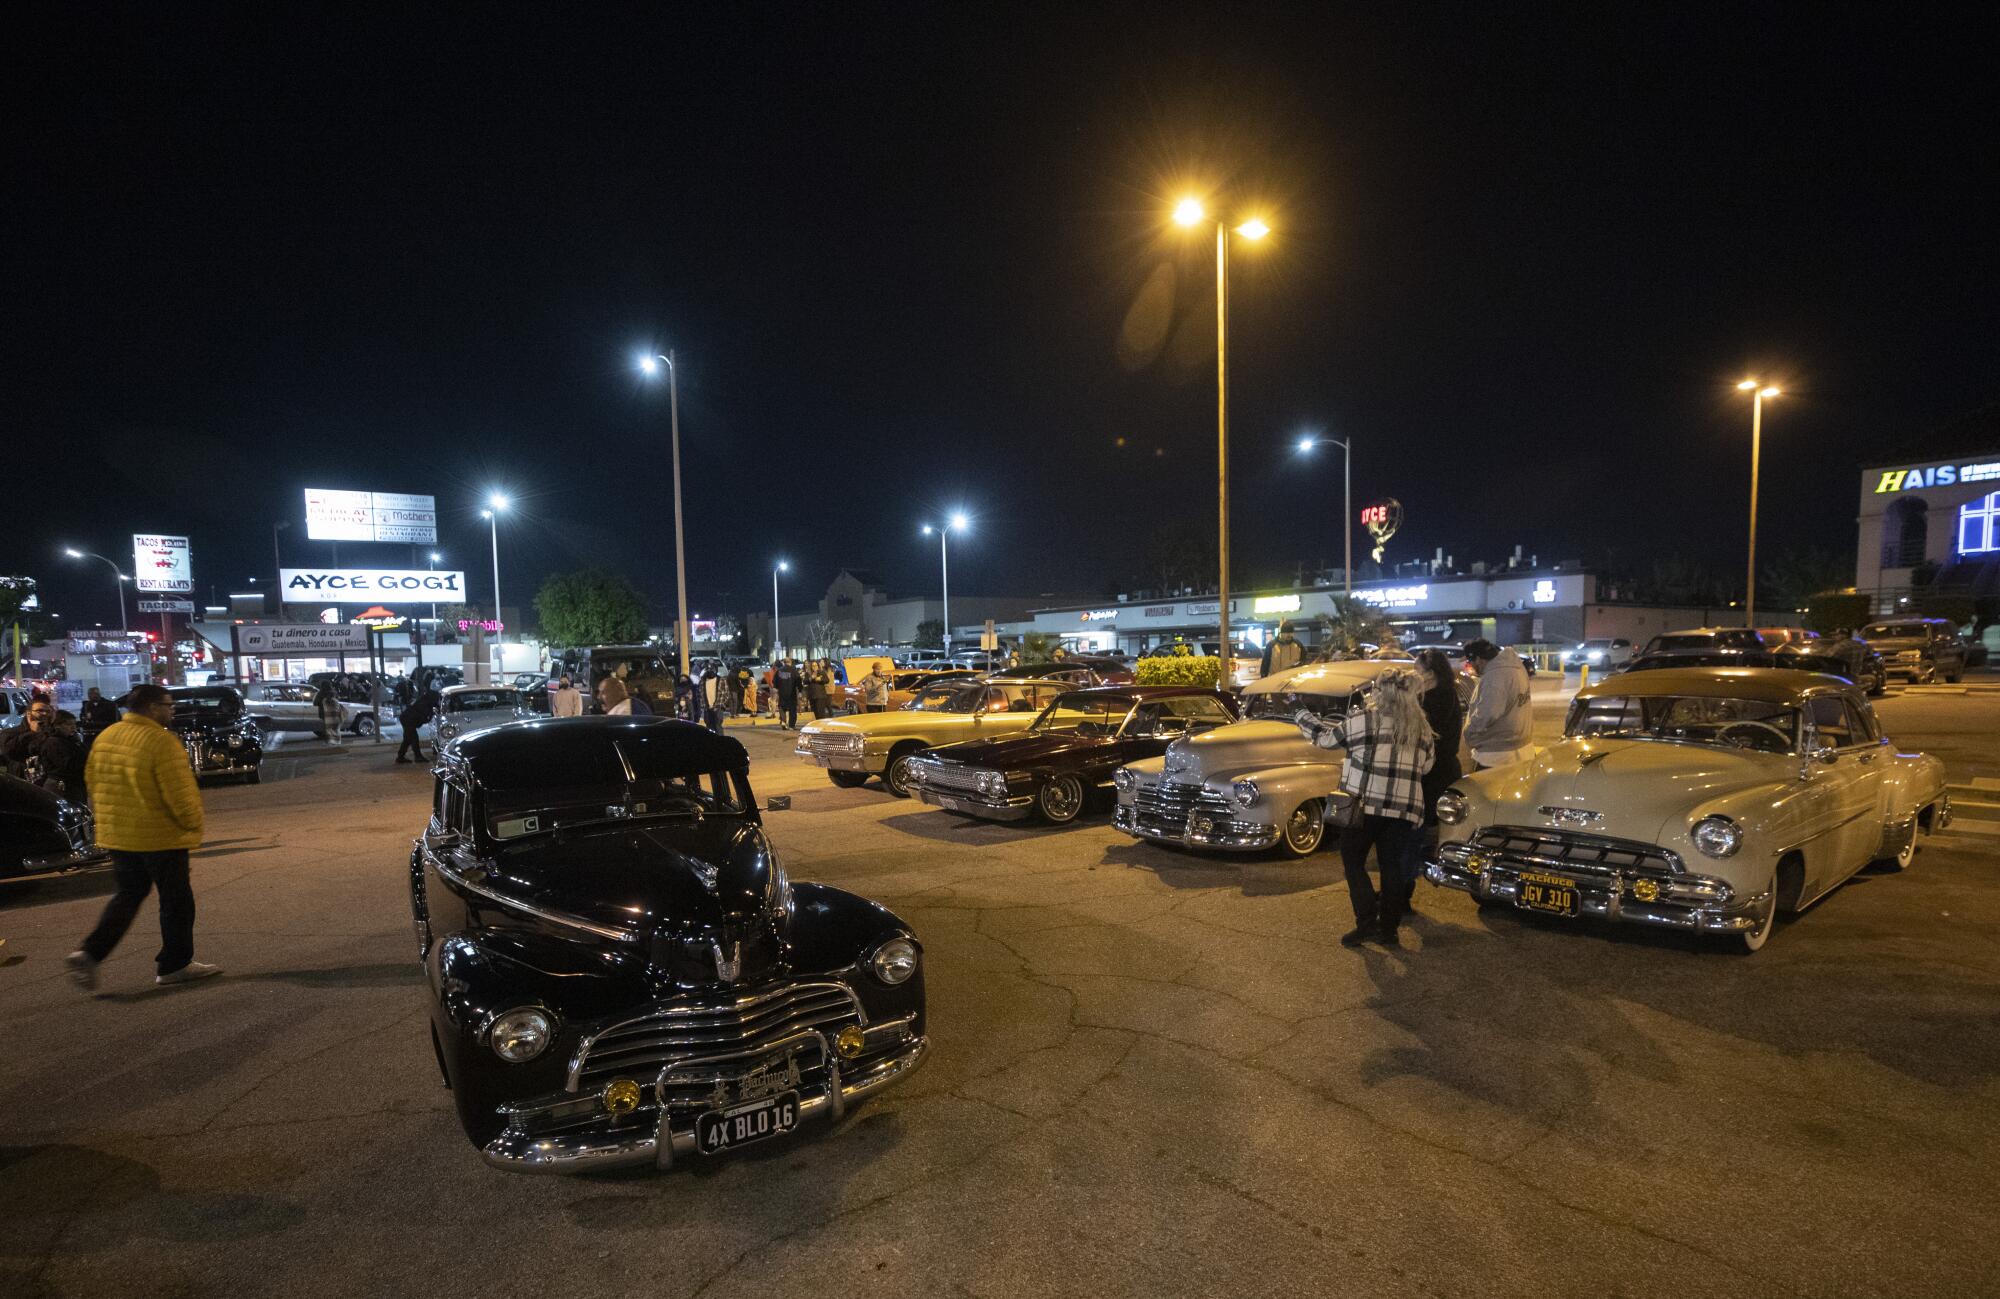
[579, 657, 896, 733]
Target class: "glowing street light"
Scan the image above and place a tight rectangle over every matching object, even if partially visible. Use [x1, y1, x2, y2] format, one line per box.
[920, 514, 970, 655]
[63, 546, 129, 631]
[636, 350, 693, 676]
[479, 495, 509, 648]
[1296, 433, 1354, 595]
[1171, 194, 1274, 664]
[772, 559, 790, 661]
[1736, 380, 1782, 625]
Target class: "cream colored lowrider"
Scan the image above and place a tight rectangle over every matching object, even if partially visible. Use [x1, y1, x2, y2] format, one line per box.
[1111, 660, 1408, 858]
[1428, 666, 1950, 953]
[796, 677, 1071, 796]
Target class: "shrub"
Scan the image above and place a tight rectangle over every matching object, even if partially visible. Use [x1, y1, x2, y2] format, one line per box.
[1135, 652, 1221, 688]
[1803, 592, 1872, 636]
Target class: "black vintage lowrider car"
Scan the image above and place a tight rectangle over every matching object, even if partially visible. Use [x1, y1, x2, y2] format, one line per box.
[906, 685, 1239, 824]
[166, 687, 263, 783]
[1, 771, 109, 882]
[410, 716, 928, 1173]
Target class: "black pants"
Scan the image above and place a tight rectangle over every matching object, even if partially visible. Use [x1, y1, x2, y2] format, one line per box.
[1339, 815, 1417, 935]
[396, 718, 426, 762]
[81, 848, 196, 975]
[779, 697, 799, 728]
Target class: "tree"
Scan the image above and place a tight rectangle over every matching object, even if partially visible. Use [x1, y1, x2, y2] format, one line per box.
[433, 602, 482, 643]
[1760, 548, 1853, 615]
[913, 619, 944, 649]
[1017, 632, 1060, 665]
[806, 619, 842, 658]
[1314, 596, 1397, 658]
[534, 570, 649, 647]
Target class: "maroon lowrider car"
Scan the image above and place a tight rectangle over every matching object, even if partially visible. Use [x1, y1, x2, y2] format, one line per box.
[904, 685, 1238, 824]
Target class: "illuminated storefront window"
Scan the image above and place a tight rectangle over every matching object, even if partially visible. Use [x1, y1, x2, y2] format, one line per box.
[1960, 491, 2000, 556]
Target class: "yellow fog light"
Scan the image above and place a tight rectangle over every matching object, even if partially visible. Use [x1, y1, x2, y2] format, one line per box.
[603, 1078, 643, 1115]
[1465, 850, 1489, 873]
[1631, 878, 1660, 904]
[835, 1025, 866, 1059]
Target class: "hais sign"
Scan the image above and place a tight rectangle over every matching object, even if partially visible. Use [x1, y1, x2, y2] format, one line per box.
[1873, 460, 2000, 493]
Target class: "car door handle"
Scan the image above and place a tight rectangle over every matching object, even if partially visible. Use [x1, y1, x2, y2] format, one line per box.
[1856, 752, 1875, 764]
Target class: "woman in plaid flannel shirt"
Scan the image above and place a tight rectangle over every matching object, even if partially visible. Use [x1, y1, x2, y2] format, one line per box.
[1294, 667, 1436, 947]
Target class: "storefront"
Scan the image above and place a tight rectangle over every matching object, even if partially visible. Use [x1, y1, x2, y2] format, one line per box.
[1006, 571, 1598, 655]
[1855, 451, 2000, 605]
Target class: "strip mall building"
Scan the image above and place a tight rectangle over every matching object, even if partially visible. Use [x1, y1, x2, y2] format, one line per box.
[1855, 450, 2000, 608]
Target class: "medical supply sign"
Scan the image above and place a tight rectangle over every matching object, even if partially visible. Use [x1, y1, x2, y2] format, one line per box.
[303, 488, 439, 543]
[280, 568, 466, 603]
[132, 534, 193, 592]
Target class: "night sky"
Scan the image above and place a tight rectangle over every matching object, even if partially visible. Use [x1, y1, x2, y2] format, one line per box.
[11, 7, 2000, 632]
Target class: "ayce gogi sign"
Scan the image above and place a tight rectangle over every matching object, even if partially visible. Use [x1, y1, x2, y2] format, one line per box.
[279, 568, 466, 603]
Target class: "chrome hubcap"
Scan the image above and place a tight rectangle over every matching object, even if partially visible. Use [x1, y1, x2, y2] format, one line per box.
[1286, 804, 1321, 851]
[1044, 778, 1081, 819]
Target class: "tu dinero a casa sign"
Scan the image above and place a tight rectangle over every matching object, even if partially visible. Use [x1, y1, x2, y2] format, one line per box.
[279, 568, 467, 603]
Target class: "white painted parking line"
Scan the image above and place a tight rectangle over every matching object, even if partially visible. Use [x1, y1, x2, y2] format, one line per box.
[1939, 821, 2000, 838]
[1950, 798, 2000, 810]
[1968, 778, 2000, 792]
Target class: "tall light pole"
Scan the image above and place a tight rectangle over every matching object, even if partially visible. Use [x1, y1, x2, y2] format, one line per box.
[1174, 197, 1270, 665]
[638, 352, 692, 677]
[1297, 434, 1353, 595]
[428, 550, 443, 628]
[480, 494, 508, 654]
[772, 559, 789, 660]
[64, 547, 129, 632]
[1735, 380, 1781, 626]
[921, 513, 968, 655]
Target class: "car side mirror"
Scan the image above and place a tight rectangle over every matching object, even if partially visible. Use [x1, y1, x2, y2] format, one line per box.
[1815, 745, 1838, 765]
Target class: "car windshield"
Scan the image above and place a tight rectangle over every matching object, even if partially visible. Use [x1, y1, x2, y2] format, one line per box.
[449, 690, 516, 712]
[172, 693, 239, 717]
[1566, 694, 1800, 754]
[1244, 689, 1356, 724]
[1032, 694, 1131, 736]
[1580, 639, 1614, 650]
[905, 682, 985, 712]
[1861, 623, 1927, 638]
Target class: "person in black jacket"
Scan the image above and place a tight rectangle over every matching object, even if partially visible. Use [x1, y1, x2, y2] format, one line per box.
[1, 698, 84, 796]
[1400, 648, 1465, 915]
[79, 687, 121, 738]
[396, 686, 441, 764]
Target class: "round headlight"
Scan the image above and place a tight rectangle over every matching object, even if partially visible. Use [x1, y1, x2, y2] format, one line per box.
[1435, 789, 1469, 826]
[870, 937, 919, 985]
[980, 771, 1007, 794]
[1232, 778, 1260, 808]
[488, 1007, 555, 1062]
[1691, 815, 1742, 859]
[1112, 767, 1136, 792]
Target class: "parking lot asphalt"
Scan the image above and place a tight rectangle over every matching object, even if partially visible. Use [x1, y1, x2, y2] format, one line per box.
[3, 687, 1998, 1299]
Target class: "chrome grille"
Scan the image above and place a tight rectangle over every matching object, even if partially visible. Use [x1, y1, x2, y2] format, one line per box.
[801, 732, 862, 756]
[1131, 780, 1231, 830]
[568, 981, 861, 1093]
[1472, 826, 1681, 877]
[911, 759, 987, 795]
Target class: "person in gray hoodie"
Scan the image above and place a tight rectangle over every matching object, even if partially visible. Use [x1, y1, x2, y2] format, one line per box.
[1461, 639, 1535, 769]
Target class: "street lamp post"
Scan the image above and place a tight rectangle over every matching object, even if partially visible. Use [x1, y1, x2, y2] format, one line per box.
[1735, 380, 1781, 626]
[64, 547, 129, 632]
[428, 551, 443, 629]
[1297, 434, 1353, 595]
[480, 495, 508, 679]
[921, 514, 968, 656]
[1174, 198, 1270, 668]
[638, 352, 692, 678]
[772, 560, 789, 660]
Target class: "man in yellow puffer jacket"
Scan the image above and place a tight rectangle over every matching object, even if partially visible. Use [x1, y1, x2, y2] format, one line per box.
[65, 684, 221, 990]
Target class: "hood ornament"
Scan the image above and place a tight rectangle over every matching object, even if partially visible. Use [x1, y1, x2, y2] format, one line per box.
[1538, 805, 1602, 826]
[712, 940, 742, 983]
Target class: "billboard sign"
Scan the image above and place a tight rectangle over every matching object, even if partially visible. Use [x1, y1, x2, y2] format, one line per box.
[303, 488, 438, 543]
[280, 568, 466, 603]
[138, 598, 196, 613]
[237, 623, 372, 655]
[133, 534, 193, 592]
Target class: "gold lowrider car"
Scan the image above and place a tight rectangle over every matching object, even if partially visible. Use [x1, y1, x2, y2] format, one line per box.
[1428, 667, 1951, 953]
[796, 677, 1071, 796]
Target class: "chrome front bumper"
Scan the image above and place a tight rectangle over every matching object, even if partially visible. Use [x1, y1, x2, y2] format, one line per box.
[481, 1033, 929, 1174]
[914, 785, 1033, 820]
[796, 744, 871, 773]
[1427, 839, 1766, 934]
[1112, 803, 1281, 851]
